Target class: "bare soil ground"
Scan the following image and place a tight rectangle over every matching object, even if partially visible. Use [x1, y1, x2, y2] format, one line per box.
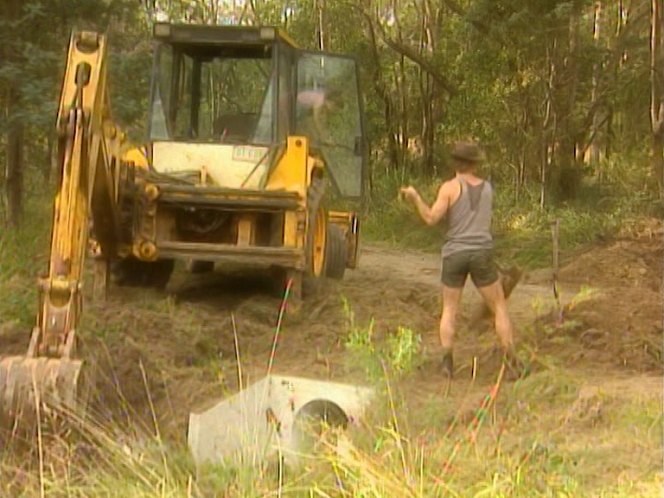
[1, 220, 661, 460]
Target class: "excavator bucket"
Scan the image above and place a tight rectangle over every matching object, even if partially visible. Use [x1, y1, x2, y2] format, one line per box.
[0, 356, 83, 427]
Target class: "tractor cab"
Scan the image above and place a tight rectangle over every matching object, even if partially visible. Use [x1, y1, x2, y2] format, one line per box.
[147, 23, 365, 199]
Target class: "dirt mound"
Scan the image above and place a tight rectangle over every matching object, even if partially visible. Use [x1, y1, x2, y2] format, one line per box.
[567, 287, 661, 369]
[559, 218, 662, 290]
[541, 220, 662, 373]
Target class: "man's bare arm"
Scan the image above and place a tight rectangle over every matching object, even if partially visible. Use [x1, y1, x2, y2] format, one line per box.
[402, 184, 450, 226]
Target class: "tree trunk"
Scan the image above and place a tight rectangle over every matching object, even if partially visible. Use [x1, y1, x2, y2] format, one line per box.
[2, 0, 24, 228]
[541, 45, 555, 209]
[397, 53, 409, 171]
[362, 9, 402, 172]
[651, 0, 664, 197]
[316, 0, 328, 51]
[417, 0, 440, 175]
[392, 4, 410, 172]
[550, 6, 582, 201]
[589, 1, 604, 166]
[6, 87, 23, 228]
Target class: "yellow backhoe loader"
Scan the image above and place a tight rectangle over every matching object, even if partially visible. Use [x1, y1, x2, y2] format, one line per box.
[0, 24, 365, 423]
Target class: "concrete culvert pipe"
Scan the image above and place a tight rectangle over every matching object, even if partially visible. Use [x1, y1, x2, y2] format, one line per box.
[187, 375, 373, 467]
[292, 399, 349, 455]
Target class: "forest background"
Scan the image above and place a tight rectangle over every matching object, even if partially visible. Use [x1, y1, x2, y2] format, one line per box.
[0, 0, 662, 265]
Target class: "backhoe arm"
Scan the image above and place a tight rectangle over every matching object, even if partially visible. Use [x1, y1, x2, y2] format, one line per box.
[31, 31, 126, 359]
[1, 31, 127, 421]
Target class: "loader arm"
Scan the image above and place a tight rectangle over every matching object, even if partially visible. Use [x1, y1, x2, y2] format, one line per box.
[1, 31, 126, 420]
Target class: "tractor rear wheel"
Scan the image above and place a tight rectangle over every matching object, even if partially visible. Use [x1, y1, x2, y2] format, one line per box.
[324, 224, 346, 280]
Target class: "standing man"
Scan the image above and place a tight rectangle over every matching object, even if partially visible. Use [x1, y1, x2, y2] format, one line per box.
[400, 141, 526, 379]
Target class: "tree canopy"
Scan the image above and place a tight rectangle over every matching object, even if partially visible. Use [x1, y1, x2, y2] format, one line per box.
[0, 0, 660, 226]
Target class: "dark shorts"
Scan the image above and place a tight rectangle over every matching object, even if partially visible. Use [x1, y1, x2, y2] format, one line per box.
[441, 249, 499, 288]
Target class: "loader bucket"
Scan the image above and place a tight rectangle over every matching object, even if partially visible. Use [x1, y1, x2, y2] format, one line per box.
[0, 356, 83, 427]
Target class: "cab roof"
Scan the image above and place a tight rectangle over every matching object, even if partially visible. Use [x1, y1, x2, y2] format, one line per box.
[153, 23, 299, 49]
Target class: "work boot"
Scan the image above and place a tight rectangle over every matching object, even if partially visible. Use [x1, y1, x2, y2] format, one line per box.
[441, 349, 454, 379]
[503, 349, 529, 380]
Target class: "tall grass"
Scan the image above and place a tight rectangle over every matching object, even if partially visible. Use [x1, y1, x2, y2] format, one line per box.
[3, 362, 660, 497]
[0, 196, 51, 328]
[1, 326, 661, 495]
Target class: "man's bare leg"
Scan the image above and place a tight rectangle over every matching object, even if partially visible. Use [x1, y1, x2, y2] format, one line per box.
[476, 280, 514, 351]
[440, 284, 464, 377]
[477, 279, 528, 377]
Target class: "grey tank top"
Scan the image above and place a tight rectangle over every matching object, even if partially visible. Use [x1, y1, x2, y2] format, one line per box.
[442, 178, 493, 257]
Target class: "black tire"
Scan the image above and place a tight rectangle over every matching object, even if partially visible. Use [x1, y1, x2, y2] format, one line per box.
[324, 224, 346, 279]
[186, 260, 215, 274]
[303, 175, 327, 296]
[113, 258, 174, 290]
[305, 175, 327, 278]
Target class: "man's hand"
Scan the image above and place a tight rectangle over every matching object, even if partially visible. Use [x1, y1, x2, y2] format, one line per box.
[400, 186, 419, 203]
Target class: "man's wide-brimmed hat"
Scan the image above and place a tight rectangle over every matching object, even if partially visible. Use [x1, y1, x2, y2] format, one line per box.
[450, 141, 486, 163]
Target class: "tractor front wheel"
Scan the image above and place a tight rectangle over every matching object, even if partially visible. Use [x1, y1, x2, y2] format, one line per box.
[303, 176, 327, 296]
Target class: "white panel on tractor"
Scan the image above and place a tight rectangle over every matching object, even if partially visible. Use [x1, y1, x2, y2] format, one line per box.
[187, 375, 374, 467]
[152, 142, 269, 189]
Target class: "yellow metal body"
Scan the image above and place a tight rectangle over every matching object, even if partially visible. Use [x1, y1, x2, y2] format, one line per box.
[1, 25, 362, 422]
[266, 137, 323, 252]
[41, 31, 130, 357]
